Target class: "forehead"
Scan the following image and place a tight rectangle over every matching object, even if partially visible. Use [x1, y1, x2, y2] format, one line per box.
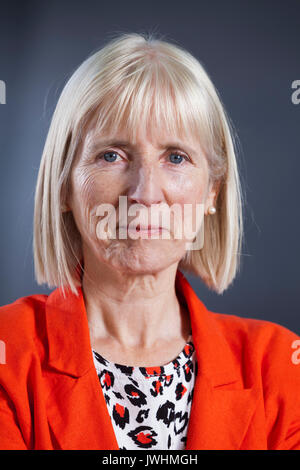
[85, 119, 200, 153]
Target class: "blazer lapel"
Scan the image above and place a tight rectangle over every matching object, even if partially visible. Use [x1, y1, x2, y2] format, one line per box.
[44, 269, 263, 450]
[43, 366, 120, 450]
[185, 376, 262, 450]
[44, 282, 119, 450]
[177, 271, 264, 450]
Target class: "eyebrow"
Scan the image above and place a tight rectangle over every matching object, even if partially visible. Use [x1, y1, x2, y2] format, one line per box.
[89, 138, 197, 155]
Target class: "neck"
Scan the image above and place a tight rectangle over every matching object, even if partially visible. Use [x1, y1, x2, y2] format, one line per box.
[81, 255, 190, 350]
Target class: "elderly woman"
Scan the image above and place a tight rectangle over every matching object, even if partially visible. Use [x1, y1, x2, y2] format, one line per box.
[0, 32, 299, 451]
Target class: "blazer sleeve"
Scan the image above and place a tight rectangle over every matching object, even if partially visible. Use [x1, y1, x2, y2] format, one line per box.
[0, 386, 28, 450]
[263, 324, 300, 450]
[275, 346, 300, 450]
[276, 420, 300, 450]
[0, 300, 34, 450]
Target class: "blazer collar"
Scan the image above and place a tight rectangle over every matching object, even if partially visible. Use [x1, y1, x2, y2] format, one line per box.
[45, 269, 236, 384]
[44, 269, 263, 450]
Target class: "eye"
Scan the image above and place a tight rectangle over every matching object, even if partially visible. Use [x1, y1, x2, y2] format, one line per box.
[97, 151, 123, 163]
[96, 150, 190, 165]
[168, 152, 189, 165]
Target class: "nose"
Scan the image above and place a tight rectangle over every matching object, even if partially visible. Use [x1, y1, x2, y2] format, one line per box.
[127, 164, 164, 207]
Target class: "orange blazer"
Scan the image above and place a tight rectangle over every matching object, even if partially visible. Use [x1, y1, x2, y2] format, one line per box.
[0, 269, 300, 450]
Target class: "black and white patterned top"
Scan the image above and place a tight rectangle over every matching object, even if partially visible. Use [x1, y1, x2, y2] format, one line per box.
[92, 334, 198, 450]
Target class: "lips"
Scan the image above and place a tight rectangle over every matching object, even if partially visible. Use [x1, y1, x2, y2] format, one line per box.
[119, 224, 164, 231]
[136, 224, 161, 231]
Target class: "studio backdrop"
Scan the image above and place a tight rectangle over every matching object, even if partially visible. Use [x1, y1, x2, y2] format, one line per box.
[0, 0, 299, 333]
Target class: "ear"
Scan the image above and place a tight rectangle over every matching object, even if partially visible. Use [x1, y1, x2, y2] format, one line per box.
[61, 190, 72, 213]
[61, 203, 71, 213]
[204, 179, 221, 216]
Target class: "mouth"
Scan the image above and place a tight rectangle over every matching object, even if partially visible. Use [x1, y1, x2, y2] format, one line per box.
[119, 224, 168, 234]
[136, 224, 161, 231]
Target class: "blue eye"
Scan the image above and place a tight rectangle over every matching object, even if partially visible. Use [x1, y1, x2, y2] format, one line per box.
[169, 153, 185, 164]
[102, 152, 119, 162]
[97, 150, 189, 165]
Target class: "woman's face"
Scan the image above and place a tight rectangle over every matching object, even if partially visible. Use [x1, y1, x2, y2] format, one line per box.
[68, 119, 217, 275]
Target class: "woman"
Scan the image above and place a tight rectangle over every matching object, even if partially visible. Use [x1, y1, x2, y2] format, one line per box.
[0, 32, 299, 451]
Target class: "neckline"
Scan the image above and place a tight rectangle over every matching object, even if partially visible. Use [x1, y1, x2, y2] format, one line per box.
[92, 332, 195, 377]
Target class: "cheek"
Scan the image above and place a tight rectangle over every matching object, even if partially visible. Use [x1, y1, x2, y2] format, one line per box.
[70, 169, 125, 241]
[166, 172, 208, 239]
[72, 168, 122, 210]
[166, 170, 208, 206]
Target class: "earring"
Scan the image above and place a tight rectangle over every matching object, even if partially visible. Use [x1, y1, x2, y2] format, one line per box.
[208, 206, 216, 215]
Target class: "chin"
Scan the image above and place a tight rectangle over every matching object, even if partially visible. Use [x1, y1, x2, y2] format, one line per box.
[99, 240, 182, 275]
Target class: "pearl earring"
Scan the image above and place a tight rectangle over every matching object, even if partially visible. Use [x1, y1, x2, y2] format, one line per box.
[208, 206, 216, 215]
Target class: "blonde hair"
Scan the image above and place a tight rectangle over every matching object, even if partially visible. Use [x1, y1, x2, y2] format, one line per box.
[33, 31, 245, 296]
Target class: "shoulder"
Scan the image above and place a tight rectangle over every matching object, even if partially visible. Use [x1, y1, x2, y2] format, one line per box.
[212, 312, 300, 449]
[210, 311, 300, 408]
[212, 310, 300, 361]
[0, 294, 49, 370]
[0, 293, 48, 332]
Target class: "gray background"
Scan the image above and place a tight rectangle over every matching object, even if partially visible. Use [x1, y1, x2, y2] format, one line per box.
[0, 0, 299, 333]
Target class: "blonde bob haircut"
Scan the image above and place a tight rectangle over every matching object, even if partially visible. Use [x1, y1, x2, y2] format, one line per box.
[33, 31, 244, 297]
